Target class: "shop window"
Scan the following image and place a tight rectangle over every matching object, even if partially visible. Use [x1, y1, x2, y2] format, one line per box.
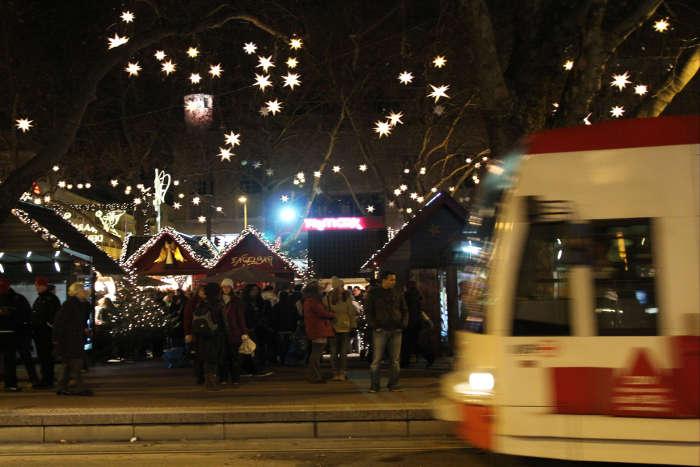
[591, 219, 657, 335]
[513, 223, 571, 336]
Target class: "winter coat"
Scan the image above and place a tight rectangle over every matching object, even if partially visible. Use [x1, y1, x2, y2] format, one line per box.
[183, 296, 199, 336]
[191, 298, 226, 338]
[243, 297, 271, 331]
[272, 295, 299, 333]
[32, 291, 61, 330]
[325, 294, 357, 333]
[303, 297, 335, 340]
[53, 296, 88, 359]
[223, 295, 248, 345]
[404, 288, 422, 328]
[364, 286, 408, 331]
[0, 289, 30, 334]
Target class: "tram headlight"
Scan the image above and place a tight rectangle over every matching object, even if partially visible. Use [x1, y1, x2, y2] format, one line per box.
[468, 372, 495, 393]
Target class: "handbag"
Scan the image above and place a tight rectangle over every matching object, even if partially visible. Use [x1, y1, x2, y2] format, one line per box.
[238, 335, 257, 355]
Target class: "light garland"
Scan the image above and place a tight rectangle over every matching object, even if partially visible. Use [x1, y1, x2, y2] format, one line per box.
[11, 208, 68, 250]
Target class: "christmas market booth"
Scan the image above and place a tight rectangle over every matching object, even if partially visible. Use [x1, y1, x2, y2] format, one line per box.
[120, 227, 218, 289]
[0, 201, 125, 301]
[207, 228, 303, 284]
[361, 192, 470, 351]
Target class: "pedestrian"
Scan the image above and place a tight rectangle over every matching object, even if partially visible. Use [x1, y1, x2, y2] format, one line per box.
[53, 282, 93, 396]
[31, 277, 61, 388]
[184, 285, 205, 384]
[401, 280, 422, 368]
[190, 282, 226, 391]
[325, 277, 357, 381]
[272, 290, 299, 365]
[220, 278, 248, 385]
[302, 282, 335, 383]
[6, 280, 40, 388]
[365, 271, 408, 392]
[0, 276, 22, 391]
[241, 284, 273, 375]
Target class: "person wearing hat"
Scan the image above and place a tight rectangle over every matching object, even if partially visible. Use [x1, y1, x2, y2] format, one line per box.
[0, 276, 23, 391]
[32, 277, 61, 388]
[53, 282, 93, 396]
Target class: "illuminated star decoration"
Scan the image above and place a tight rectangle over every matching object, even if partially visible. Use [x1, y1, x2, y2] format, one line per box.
[432, 55, 447, 68]
[374, 120, 392, 138]
[161, 60, 176, 75]
[286, 57, 298, 69]
[283, 72, 301, 90]
[610, 106, 625, 118]
[110, 179, 119, 187]
[192, 196, 201, 205]
[653, 18, 669, 33]
[172, 202, 181, 210]
[366, 205, 375, 213]
[265, 99, 283, 115]
[125, 62, 141, 76]
[187, 47, 199, 58]
[386, 111, 403, 126]
[198, 216, 206, 223]
[433, 105, 445, 116]
[253, 161, 262, 169]
[121, 11, 134, 23]
[254, 74, 272, 91]
[243, 42, 257, 55]
[189, 73, 202, 84]
[224, 131, 241, 147]
[209, 64, 223, 78]
[610, 72, 631, 91]
[313, 171, 321, 178]
[281, 195, 289, 202]
[563, 60, 574, 70]
[266, 169, 274, 177]
[107, 33, 129, 49]
[154, 50, 166, 61]
[257, 55, 275, 72]
[358, 164, 367, 172]
[332, 166, 341, 173]
[259, 106, 270, 117]
[289, 37, 303, 50]
[15, 118, 33, 132]
[398, 71, 414, 85]
[218, 147, 233, 162]
[185, 100, 202, 112]
[634, 84, 648, 96]
[428, 84, 450, 102]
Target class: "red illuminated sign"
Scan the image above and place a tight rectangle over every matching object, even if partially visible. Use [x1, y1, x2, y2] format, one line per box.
[302, 217, 384, 231]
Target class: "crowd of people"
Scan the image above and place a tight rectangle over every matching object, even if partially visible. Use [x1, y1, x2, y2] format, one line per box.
[0, 271, 438, 395]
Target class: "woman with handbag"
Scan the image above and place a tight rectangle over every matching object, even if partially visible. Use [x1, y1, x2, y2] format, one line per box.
[326, 277, 357, 381]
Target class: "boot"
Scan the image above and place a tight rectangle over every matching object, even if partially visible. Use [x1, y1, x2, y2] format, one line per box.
[205, 373, 222, 391]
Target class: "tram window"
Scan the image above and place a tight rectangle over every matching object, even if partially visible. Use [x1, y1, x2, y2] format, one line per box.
[513, 223, 571, 336]
[591, 219, 657, 335]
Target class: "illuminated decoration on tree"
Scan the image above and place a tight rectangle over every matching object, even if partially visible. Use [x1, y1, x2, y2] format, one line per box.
[15, 118, 33, 132]
[419, 167, 426, 175]
[634, 84, 648, 95]
[610, 105, 625, 118]
[280, 195, 289, 202]
[313, 171, 321, 178]
[11, 209, 66, 249]
[107, 33, 128, 49]
[432, 55, 447, 68]
[186, 47, 199, 58]
[366, 205, 375, 213]
[183, 93, 213, 127]
[152, 168, 171, 231]
[282, 72, 301, 89]
[563, 60, 574, 70]
[289, 37, 303, 50]
[52, 165, 59, 171]
[398, 71, 414, 84]
[218, 147, 233, 161]
[243, 42, 257, 55]
[358, 164, 367, 172]
[154, 50, 166, 61]
[95, 209, 125, 236]
[111, 275, 169, 337]
[386, 111, 403, 126]
[224, 131, 241, 147]
[172, 202, 181, 210]
[373, 120, 392, 138]
[161, 60, 176, 75]
[257, 55, 275, 72]
[208, 64, 223, 78]
[254, 74, 272, 91]
[189, 73, 202, 84]
[286, 57, 298, 69]
[125, 62, 141, 76]
[258, 105, 270, 116]
[198, 216, 206, 223]
[428, 84, 450, 102]
[653, 18, 669, 32]
[120, 11, 134, 23]
[192, 196, 201, 205]
[265, 99, 283, 115]
[433, 105, 445, 116]
[266, 168, 274, 176]
[610, 72, 631, 90]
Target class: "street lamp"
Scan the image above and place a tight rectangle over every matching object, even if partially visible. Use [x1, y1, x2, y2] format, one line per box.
[238, 195, 248, 229]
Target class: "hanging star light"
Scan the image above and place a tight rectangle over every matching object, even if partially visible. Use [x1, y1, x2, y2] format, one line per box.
[386, 111, 403, 126]
[254, 74, 272, 91]
[358, 164, 368, 172]
[265, 99, 283, 115]
[58, 181, 66, 188]
[398, 71, 414, 85]
[419, 167, 426, 175]
[430, 187, 438, 193]
[373, 120, 392, 138]
[417, 196, 424, 203]
[107, 33, 129, 49]
[653, 18, 669, 32]
[448, 186, 455, 192]
[403, 168, 410, 174]
[120, 10, 134, 23]
[189, 73, 202, 84]
[332, 165, 341, 173]
[125, 62, 141, 76]
[366, 205, 375, 213]
[393, 188, 401, 196]
[409, 192, 418, 200]
[218, 147, 233, 161]
[243, 42, 257, 55]
[400, 184, 408, 191]
[209, 64, 223, 78]
[154, 50, 166, 61]
[406, 207, 413, 214]
[610, 105, 625, 118]
[224, 131, 241, 147]
[172, 202, 181, 210]
[432, 55, 447, 68]
[388, 201, 395, 207]
[51, 165, 59, 172]
[563, 60, 574, 70]
[266, 168, 274, 176]
[198, 216, 206, 223]
[192, 196, 201, 205]
[15, 118, 33, 132]
[610, 72, 631, 90]
[110, 179, 119, 187]
[178, 193, 185, 199]
[286, 57, 298, 69]
[281, 195, 289, 202]
[187, 47, 200, 58]
[289, 37, 303, 50]
[161, 60, 176, 75]
[282, 72, 301, 89]
[634, 84, 648, 95]
[257, 55, 275, 72]
[296, 171, 305, 179]
[253, 161, 262, 169]
[313, 171, 321, 178]
[583, 113, 592, 125]
[133, 197, 142, 205]
[259, 106, 270, 117]
[216, 206, 223, 212]
[428, 84, 450, 102]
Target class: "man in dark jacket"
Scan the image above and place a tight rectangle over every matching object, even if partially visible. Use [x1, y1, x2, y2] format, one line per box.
[53, 282, 92, 396]
[32, 277, 61, 388]
[2, 279, 40, 388]
[0, 277, 22, 391]
[365, 271, 408, 392]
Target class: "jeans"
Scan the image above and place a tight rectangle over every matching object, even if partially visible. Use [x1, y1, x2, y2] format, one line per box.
[370, 329, 402, 389]
[57, 358, 86, 392]
[329, 333, 349, 375]
[0, 333, 18, 388]
[307, 339, 326, 382]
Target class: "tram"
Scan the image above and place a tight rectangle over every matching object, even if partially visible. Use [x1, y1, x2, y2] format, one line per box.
[436, 115, 699, 465]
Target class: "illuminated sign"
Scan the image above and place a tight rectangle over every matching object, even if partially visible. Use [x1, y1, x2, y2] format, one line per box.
[302, 217, 384, 231]
[231, 254, 274, 268]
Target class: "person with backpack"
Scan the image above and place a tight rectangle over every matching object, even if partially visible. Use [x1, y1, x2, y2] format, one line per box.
[325, 277, 357, 381]
[190, 283, 226, 391]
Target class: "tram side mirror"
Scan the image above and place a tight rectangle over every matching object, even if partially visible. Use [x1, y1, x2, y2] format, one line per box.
[563, 222, 593, 266]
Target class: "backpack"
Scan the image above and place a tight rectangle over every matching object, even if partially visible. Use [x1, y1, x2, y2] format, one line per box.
[191, 303, 218, 336]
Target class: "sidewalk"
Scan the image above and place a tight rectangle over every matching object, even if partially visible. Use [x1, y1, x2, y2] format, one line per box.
[0, 360, 455, 443]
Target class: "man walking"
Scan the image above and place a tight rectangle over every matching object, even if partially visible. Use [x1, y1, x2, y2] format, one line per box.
[365, 271, 408, 392]
[32, 277, 61, 388]
[0, 277, 21, 391]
